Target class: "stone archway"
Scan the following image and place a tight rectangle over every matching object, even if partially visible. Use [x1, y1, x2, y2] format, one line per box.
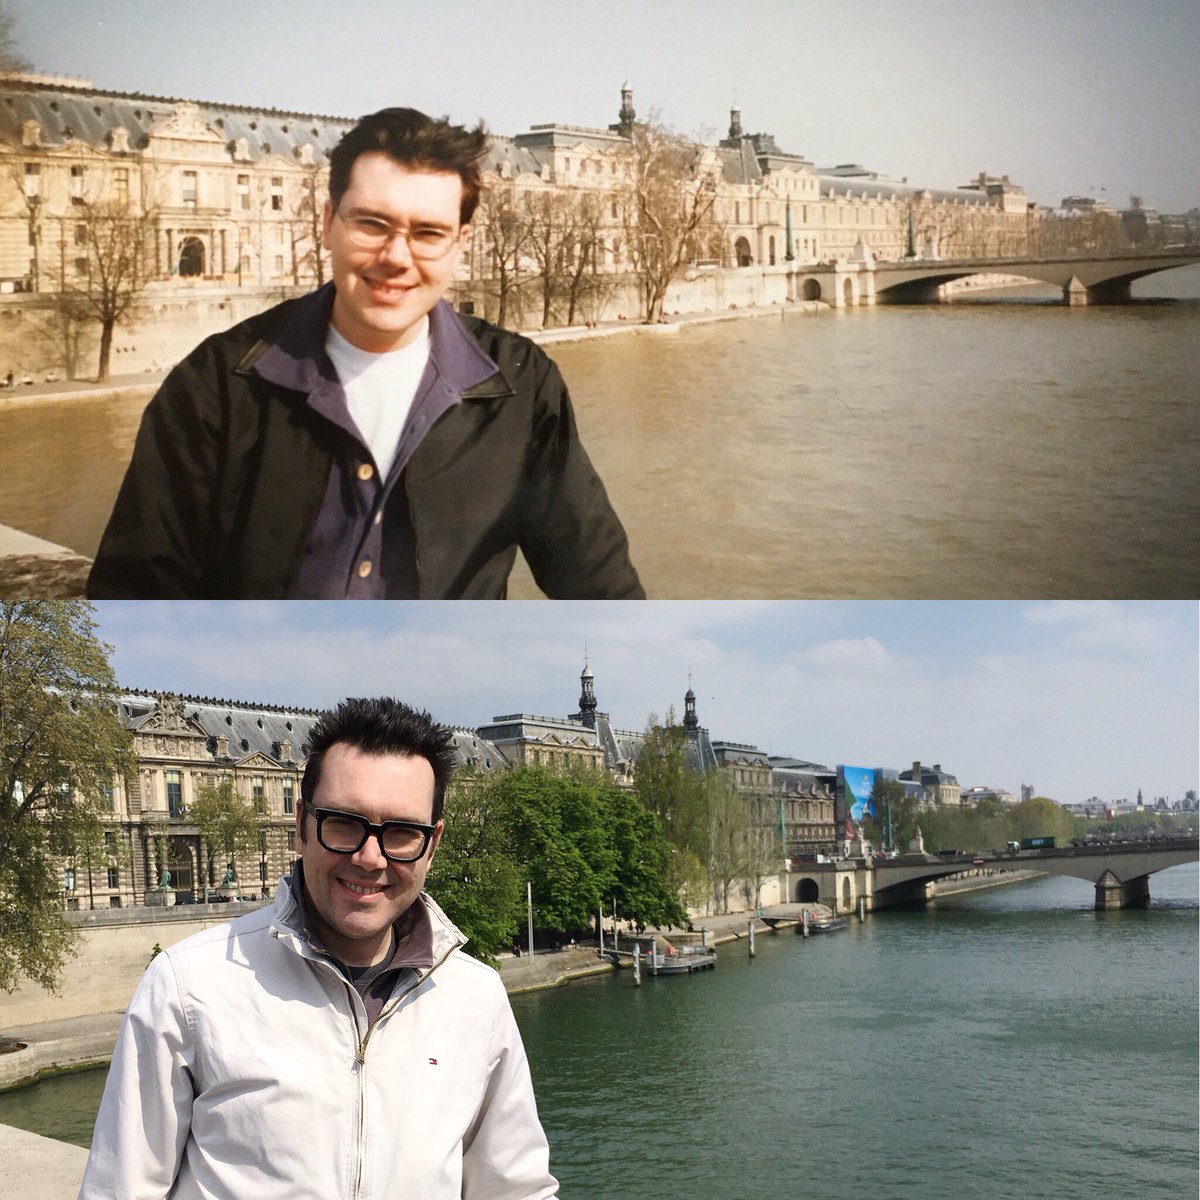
[734, 236, 753, 267]
[841, 876, 853, 912]
[802, 278, 821, 301]
[842, 276, 856, 307]
[167, 836, 196, 900]
[178, 236, 205, 277]
[796, 878, 819, 903]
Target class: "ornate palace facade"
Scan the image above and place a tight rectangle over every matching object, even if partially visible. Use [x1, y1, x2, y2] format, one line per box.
[69, 662, 837, 910]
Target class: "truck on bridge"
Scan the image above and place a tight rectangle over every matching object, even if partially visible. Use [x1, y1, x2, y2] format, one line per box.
[1020, 836, 1057, 850]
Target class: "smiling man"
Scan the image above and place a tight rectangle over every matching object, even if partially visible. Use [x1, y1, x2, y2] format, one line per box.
[87, 107, 643, 599]
[79, 697, 558, 1200]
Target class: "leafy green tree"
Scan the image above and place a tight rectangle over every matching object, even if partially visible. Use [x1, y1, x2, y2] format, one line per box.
[66, 807, 131, 910]
[491, 767, 615, 934]
[634, 712, 708, 861]
[863, 778, 922, 853]
[706, 773, 748, 911]
[428, 772, 526, 965]
[598, 776, 685, 928]
[188, 778, 262, 891]
[1007, 796, 1077, 844]
[0, 601, 131, 994]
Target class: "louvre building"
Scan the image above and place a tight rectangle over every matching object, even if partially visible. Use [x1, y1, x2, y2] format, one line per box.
[72, 663, 837, 909]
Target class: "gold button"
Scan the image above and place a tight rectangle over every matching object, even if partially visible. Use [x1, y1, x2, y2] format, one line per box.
[357, 560, 372, 578]
[356, 463, 374, 481]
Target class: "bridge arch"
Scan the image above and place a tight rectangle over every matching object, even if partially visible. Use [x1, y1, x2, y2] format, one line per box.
[802, 277, 821, 301]
[842, 277, 857, 307]
[841, 876, 853, 911]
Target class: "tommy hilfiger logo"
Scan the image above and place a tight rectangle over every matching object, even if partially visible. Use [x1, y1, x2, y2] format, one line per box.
[428, 1057, 438, 1065]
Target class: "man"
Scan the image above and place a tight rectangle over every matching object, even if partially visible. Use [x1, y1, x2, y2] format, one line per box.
[78, 698, 558, 1199]
[87, 107, 642, 599]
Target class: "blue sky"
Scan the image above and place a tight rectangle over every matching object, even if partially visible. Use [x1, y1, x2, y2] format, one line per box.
[10, 0, 1200, 212]
[90, 601, 1199, 807]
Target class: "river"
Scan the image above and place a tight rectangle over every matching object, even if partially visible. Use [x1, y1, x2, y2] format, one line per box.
[0, 268, 1196, 599]
[2, 864, 1195, 1199]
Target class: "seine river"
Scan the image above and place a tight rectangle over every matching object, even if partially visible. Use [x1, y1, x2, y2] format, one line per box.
[0, 268, 1195, 598]
[2, 865, 1196, 1199]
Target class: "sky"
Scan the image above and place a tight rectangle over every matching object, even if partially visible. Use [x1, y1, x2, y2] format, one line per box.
[88, 600, 1199, 807]
[8, 0, 1200, 213]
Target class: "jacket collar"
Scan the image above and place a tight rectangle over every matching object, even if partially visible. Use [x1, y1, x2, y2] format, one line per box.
[271, 869, 467, 966]
[236, 283, 512, 402]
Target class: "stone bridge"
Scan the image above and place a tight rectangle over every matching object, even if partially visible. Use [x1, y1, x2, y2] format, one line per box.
[790, 837, 1198, 913]
[781, 248, 1200, 308]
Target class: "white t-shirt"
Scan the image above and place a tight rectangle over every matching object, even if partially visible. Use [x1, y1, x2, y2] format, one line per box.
[325, 317, 431, 481]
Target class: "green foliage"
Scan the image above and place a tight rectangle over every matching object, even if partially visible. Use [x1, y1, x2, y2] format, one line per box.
[428, 764, 684, 961]
[427, 772, 526, 966]
[188, 778, 262, 884]
[634, 713, 708, 860]
[0, 602, 131, 994]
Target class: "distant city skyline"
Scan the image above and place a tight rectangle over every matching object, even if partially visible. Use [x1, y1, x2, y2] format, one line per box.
[8, 0, 1199, 213]
[90, 601, 1199, 807]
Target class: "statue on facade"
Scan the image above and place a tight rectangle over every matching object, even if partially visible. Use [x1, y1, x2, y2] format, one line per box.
[157, 867, 172, 890]
[220, 863, 235, 888]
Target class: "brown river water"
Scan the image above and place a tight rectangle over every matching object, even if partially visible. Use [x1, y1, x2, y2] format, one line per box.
[1, 268, 1196, 598]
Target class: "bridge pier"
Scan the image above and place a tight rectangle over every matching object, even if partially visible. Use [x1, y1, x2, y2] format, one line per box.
[1094, 871, 1150, 910]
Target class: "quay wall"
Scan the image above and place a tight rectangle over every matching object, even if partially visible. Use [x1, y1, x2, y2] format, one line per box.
[0, 905, 249, 1028]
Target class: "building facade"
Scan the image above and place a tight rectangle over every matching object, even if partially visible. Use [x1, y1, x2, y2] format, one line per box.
[1, 73, 1047, 377]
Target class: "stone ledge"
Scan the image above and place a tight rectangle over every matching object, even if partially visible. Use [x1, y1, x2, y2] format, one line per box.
[0, 526, 90, 599]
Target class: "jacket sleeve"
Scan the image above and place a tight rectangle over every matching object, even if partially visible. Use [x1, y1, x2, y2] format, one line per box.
[460, 999, 558, 1200]
[77, 953, 196, 1199]
[86, 357, 223, 599]
[517, 356, 645, 599]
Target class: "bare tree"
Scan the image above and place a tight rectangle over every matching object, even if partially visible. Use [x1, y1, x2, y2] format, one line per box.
[621, 117, 720, 323]
[51, 192, 158, 381]
[474, 178, 531, 328]
[289, 163, 327, 287]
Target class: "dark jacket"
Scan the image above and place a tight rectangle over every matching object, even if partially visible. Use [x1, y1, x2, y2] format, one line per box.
[87, 289, 643, 599]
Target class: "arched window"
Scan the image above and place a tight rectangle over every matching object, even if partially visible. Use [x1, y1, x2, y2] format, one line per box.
[179, 236, 205, 277]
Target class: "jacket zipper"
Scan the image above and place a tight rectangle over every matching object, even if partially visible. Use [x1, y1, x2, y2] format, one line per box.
[350, 940, 462, 1199]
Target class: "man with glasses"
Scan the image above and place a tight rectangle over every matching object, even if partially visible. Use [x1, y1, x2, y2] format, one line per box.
[88, 107, 643, 599]
[79, 697, 558, 1199]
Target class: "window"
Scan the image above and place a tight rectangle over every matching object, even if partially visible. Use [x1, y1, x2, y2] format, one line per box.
[74, 223, 87, 247]
[274, 254, 284, 273]
[112, 167, 128, 205]
[100, 779, 114, 811]
[270, 176, 283, 211]
[109, 895, 122, 908]
[23, 162, 40, 198]
[282, 779, 295, 815]
[166, 770, 183, 817]
[181, 170, 197, 210]
[237, 173, 250, 211]
[104, 831, 117, 854]
[252, 776, 264, 805]
[73, 256, 88, 275]
[107, 867, 119, 888]
[70, 164, 85, 205]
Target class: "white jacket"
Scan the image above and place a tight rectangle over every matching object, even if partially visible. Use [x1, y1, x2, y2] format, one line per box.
[78, 882, 558, 1199]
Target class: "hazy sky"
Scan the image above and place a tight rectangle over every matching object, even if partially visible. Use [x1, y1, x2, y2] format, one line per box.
[10, 0, 1199, 213]
[89, 600, 1199, 806]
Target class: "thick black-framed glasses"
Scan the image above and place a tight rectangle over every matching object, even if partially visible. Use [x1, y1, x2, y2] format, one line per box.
[308, 804, 437, 863]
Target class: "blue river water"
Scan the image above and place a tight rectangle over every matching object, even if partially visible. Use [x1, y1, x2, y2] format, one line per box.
[4, 865, 1194, 1199]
